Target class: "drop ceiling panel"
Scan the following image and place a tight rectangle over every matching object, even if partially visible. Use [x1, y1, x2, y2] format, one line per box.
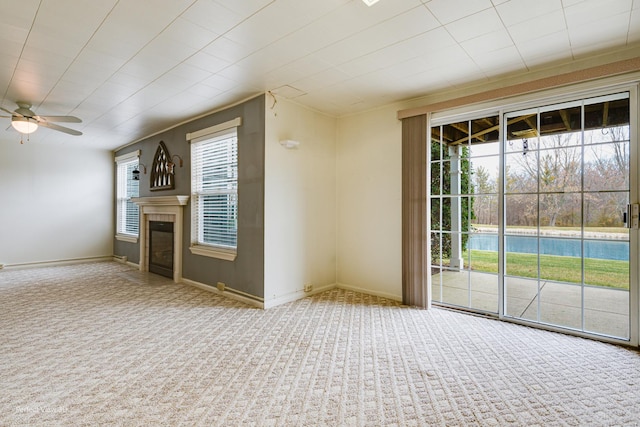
[0, 0, 636, 149]
[495, 0, 563, 27]
[568, 12, 632, 46]
[507, 10, 567, 44]
[446, 8, 503, 43]
[472, 45, 527, 75]
[180, 1, 246, 35]
[214, 0, 275, 17]
[185, 51, 231, 74]
[401, 27, 459, 56]
[159, 17, 221, 52]
[518, 30, 572, 65]
[314, 8, 440, 69]
[460, 29, 514, 55]
[292, 67, 352, 93]
[441, 57, 487, 85]
[564, 0, 632, 26]
[630, 9, 640, 41]
[363, 6, 441, 43]
[0, 0, 39, 27]
[426, 0, 493, 24]
[202, 37, 255, 65]
[223, 1, 315, 51]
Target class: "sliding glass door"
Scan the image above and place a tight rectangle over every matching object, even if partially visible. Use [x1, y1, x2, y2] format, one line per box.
[430, 115, 501, 314]
[430, 90, 637, 342]
[504, 93, 632, 339]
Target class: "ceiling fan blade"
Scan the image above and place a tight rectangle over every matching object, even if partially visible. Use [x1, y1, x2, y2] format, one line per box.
[38, 115, 82, 123]
[38, 121, 82, 136]
[0, 107, 16, 116]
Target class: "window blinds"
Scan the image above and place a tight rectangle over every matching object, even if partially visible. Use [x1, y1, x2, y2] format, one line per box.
[191, 128, 238, 249]
[116, 158, 140, 236]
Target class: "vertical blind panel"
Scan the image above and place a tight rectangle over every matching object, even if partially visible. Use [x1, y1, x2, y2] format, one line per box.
[191, 129, 238, 249]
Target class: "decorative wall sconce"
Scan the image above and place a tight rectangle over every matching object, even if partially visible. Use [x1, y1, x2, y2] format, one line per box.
[132, 163, 147, 181]
[167, 155, 183, 174]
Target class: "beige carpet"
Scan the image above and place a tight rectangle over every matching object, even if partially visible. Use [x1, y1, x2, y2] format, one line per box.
[1, 262, 639, 426]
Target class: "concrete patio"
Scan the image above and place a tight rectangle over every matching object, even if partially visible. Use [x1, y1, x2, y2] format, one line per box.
[432, 270, 630, 339]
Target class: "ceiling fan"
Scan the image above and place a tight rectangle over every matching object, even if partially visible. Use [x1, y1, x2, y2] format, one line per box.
[0, 102, 82, 136]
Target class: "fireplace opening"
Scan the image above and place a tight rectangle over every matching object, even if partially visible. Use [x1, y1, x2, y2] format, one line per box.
[149, 221, 174, 279]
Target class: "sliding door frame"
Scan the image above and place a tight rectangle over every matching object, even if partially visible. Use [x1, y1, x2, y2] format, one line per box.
[428, 81, 639, 346]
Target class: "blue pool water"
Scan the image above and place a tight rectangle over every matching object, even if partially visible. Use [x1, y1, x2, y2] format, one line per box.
[467, 234, 629, 261]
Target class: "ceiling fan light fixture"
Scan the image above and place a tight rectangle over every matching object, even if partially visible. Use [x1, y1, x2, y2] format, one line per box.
[362, 0, 381, 5]
[11, 116, 38, 134]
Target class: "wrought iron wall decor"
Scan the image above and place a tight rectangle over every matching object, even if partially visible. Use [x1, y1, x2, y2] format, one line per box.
[150, 141, 175, 191]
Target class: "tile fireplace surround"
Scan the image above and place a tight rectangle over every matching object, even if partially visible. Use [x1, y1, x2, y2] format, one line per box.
[131, 196, 189, 283]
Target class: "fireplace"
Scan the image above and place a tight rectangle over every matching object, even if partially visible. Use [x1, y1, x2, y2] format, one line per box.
[149, 221, 174, 278]
[131, 196, 189, 283]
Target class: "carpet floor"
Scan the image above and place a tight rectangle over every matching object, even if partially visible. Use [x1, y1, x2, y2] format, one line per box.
[1, 262, 639, 426]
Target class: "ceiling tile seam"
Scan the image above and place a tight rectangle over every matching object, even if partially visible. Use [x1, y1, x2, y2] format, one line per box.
[149, 1, 457, 115]
[422, 1, 444, 27]
[78, 0, 203, 127]
[560, 0, 575, 60]
[60, 0, 215, 131]
[82, 1, 280, 140]
[128, 1, 421, 113]
[437, 16, 489, 82]
[282, 23, 444, 95]
[492, 3, 530, 75]
[626, 4, 634, 44]
[84, 0, 276, 129]
[37, 1, 121, 116]
[264, 4, 440, 93]
[302, 25, 470, 97]
[1, 0, 42, 109]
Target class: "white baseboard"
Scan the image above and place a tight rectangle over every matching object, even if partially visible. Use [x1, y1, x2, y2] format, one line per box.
[263, 283, 336, 309]
[181, 278, 264, 309]
[112, 255, 139, 269]
[0, 256, 114, 271]
[336, 282, 402, 303]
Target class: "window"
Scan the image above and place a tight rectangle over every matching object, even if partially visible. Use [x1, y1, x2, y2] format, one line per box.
[115, 150, 140, 242]
[188, 117, 241, 261]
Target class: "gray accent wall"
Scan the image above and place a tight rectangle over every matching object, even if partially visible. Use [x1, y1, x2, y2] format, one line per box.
[114, 95, 266, 298]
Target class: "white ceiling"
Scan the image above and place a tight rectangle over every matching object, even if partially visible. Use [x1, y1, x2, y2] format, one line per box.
[0, 0, 638, 150]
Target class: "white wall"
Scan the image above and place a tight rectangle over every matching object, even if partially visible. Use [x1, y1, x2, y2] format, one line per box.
[264, 98, 337, 306]
[0, 142, 114, 266]
[336, 104, 403, 301]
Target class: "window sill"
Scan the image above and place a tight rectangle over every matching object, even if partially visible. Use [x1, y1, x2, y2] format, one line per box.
[189, 245, 236, 261]
[116, 234, 138, 243]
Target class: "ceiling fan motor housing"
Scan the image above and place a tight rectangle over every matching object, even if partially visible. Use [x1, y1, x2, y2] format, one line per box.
[15, 102, 36, 118]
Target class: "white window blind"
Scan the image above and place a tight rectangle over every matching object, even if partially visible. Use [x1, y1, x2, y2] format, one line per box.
[115, 152, 140, 237]
[190, 121, 239, 254]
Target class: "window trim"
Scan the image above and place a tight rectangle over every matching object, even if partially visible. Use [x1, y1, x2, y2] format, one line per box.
[188, 117, 241, 261]
[115, 150, 140, 243]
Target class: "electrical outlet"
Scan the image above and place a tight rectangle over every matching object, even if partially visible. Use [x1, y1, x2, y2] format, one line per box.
[217, 282, 225, 292]
[304, 283, 313, 293]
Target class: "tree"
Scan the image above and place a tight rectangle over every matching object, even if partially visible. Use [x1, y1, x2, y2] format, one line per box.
[584, 125, 629, 227]
[472, 165, 497, 225]
[507, 133, 581, 227]
[431, 143, 474, 263]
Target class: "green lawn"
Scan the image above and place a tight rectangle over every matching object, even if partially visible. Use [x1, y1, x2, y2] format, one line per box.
[459, 250, 629, 290]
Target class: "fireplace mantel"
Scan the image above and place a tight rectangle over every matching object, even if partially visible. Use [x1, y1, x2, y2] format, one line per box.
[132, 195, 189, 283]
[131, 196, 189, 207]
